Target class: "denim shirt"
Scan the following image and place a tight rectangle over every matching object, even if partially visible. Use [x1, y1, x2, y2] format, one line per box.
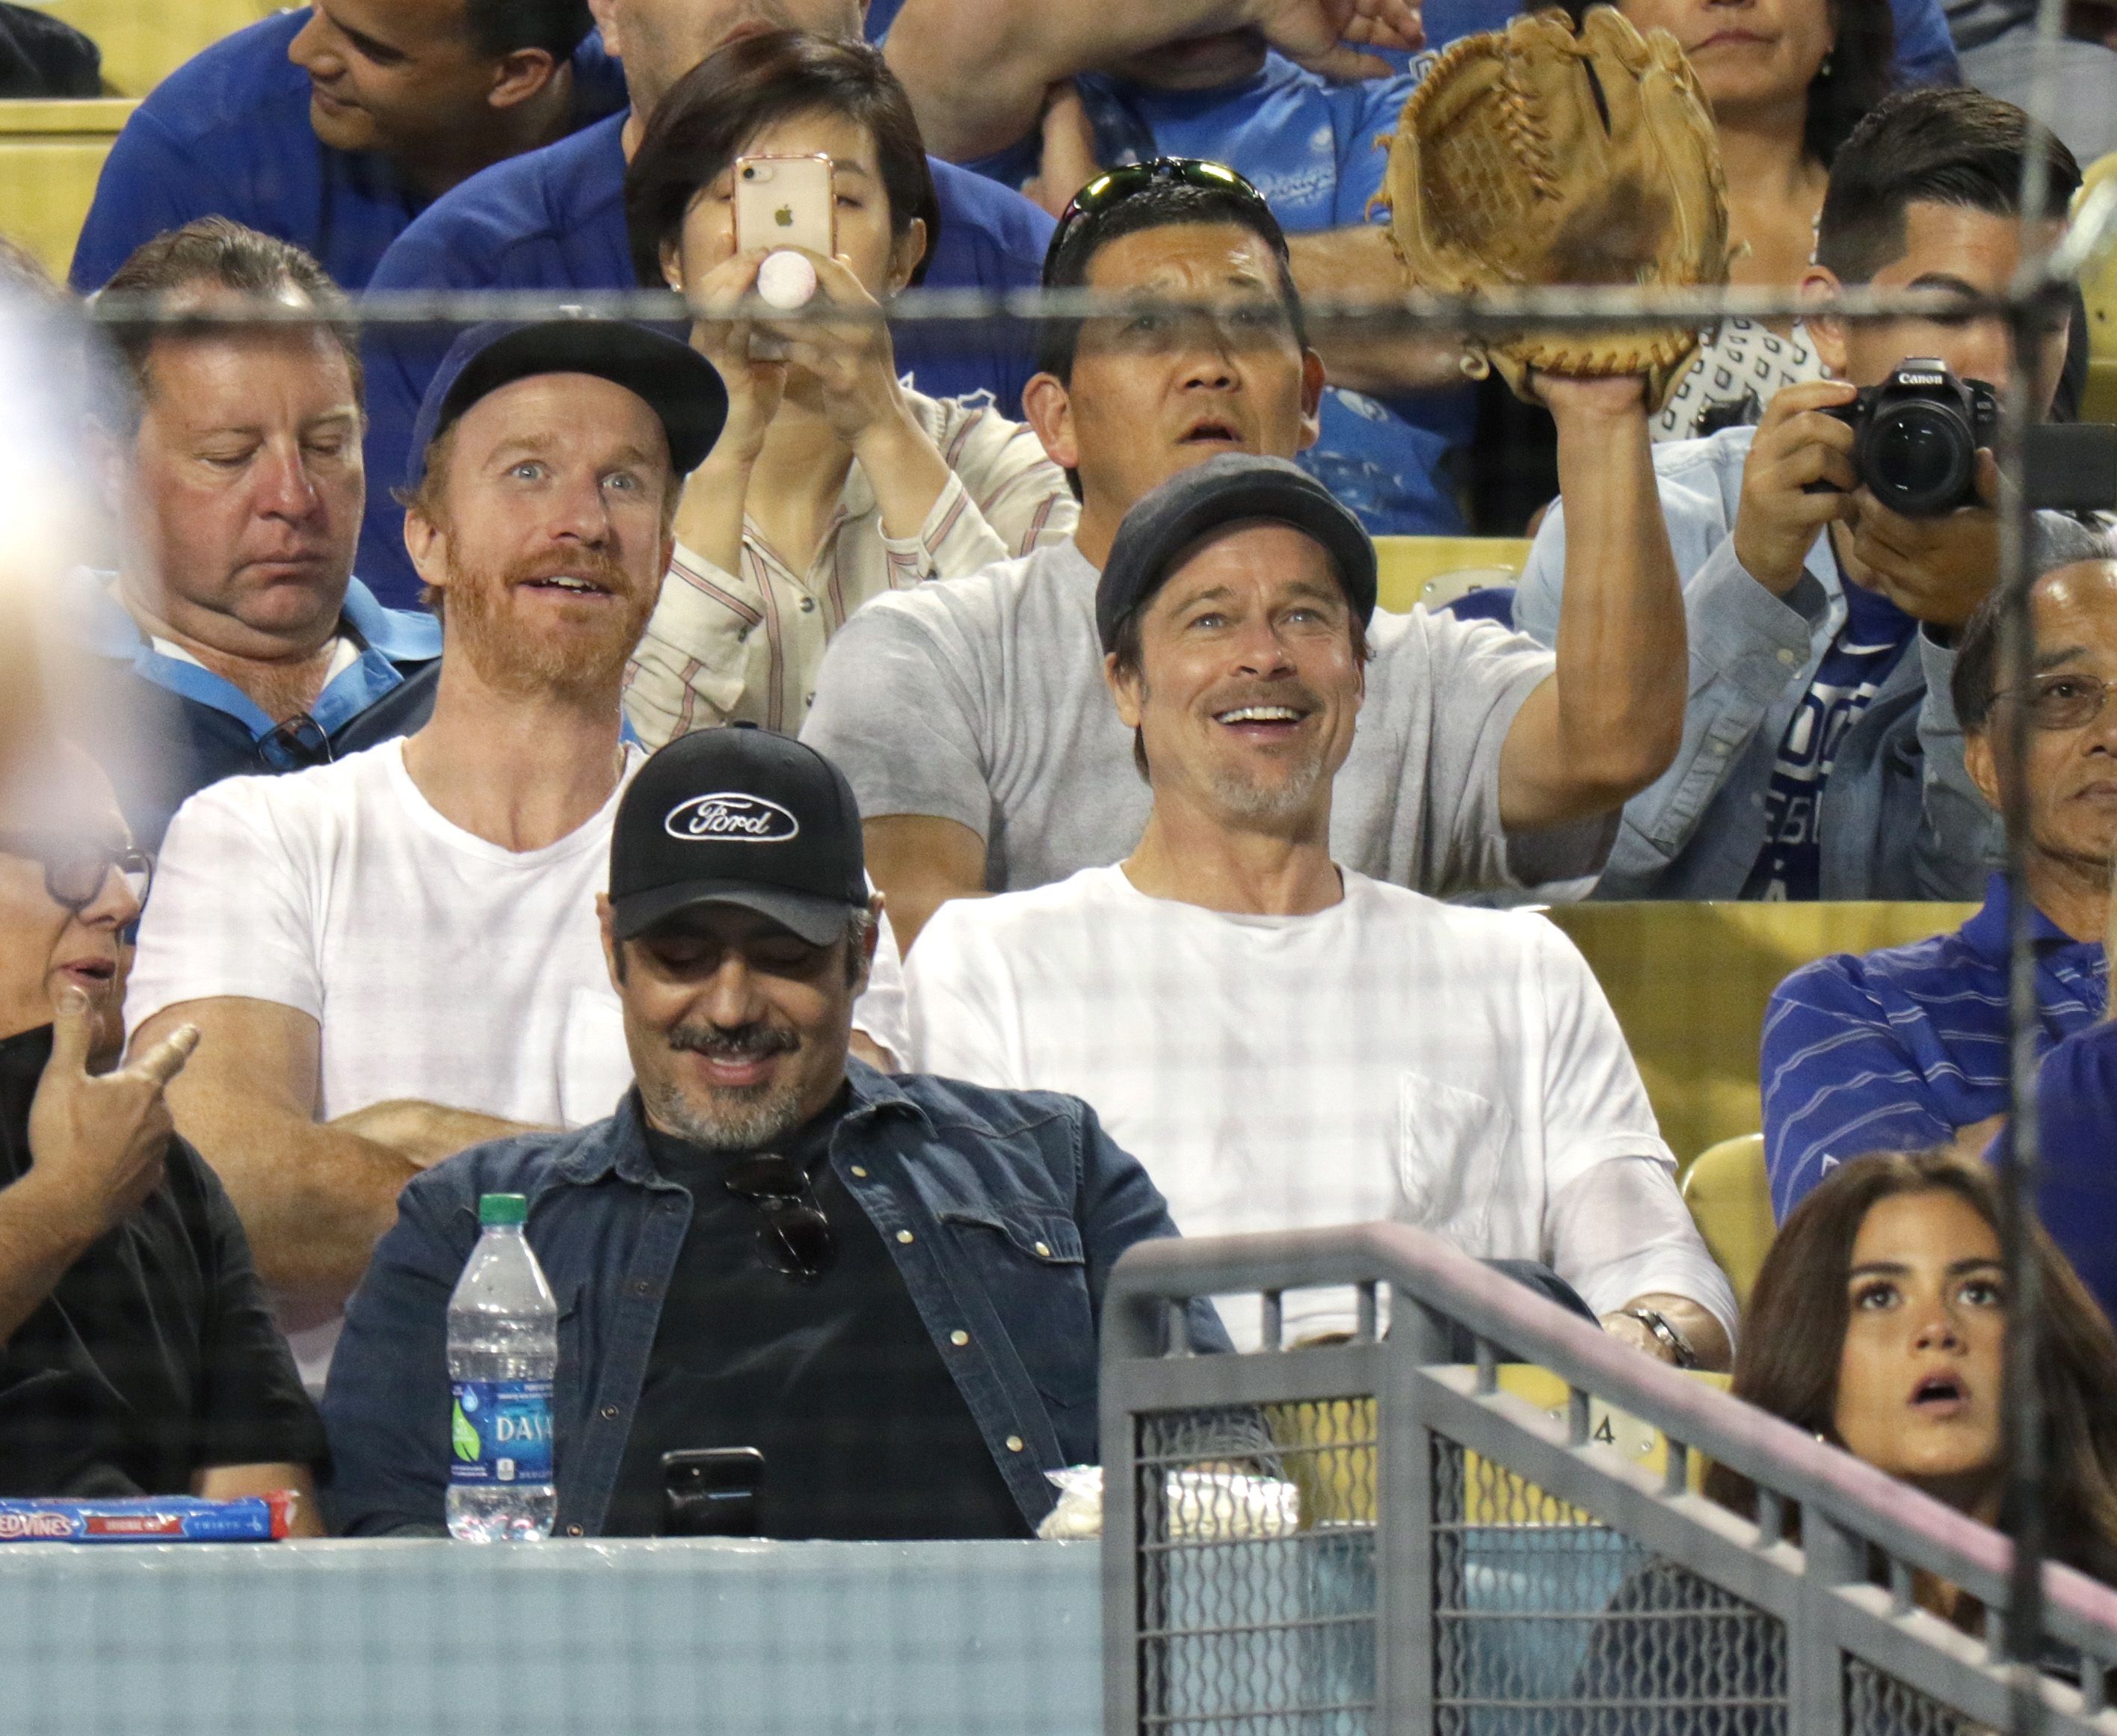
[322, 1063, 1228, 1537]
[1514, 425, 2003, 901]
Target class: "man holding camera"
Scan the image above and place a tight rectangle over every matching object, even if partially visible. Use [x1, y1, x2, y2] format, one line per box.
[1515, 87, 2081, 901]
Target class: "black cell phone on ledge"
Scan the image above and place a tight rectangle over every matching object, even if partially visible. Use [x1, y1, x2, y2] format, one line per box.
[661, 1446, 765, 1537]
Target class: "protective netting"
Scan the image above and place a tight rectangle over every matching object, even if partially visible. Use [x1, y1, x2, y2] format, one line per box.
[1136, 1402, 1378, 1735]
[1132, 1401, 1805, 1736]
[1843, 1659, 1980, 1736]
[1433, 1439, 1784, 1736]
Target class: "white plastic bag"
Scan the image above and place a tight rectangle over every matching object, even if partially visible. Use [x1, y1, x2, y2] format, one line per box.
[1035, 1465, 1301, 1541]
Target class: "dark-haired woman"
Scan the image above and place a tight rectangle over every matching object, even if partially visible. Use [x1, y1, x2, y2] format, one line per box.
[1573, 1150, 2117, 1730]
[1565, 0, 1897, 440]
[621, 31, 1076, 742]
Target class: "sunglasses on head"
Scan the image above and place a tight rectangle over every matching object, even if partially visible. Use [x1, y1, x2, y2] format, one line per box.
[0, 831, 154, 914]
[722, 1153, 837, 1281]
[1050, 157, 1273, 262]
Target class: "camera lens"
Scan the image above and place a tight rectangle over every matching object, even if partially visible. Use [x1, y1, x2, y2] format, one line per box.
[1863, 402, 1972, 516]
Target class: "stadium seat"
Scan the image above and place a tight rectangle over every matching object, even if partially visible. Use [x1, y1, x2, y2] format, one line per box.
[2080, 151, 2117, 425]
[1272, 1366, 1732, 1527]
[1540, 900, 1977, 1169]
[19, 0, 276, 97]
[1372, 535, 1532, 614]
[0, 97, 135, 278]
[1680, 1133, 1772, 1306]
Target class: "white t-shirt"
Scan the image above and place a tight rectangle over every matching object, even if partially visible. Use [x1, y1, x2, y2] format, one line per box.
[126, 739, 645, 1128]
[127, 738, 911, 1120]
[903, 865, 1735, 1349]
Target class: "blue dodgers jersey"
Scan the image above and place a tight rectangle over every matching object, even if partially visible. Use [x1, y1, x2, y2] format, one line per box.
[1743, 577, 1917, 900]
[69, 10, 627, 293]
[354, 119, 1055, 607]
[973, 52, 1472, 535]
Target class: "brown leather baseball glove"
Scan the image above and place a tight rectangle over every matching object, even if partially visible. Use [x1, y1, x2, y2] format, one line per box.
[1374, 5, 1731, 410]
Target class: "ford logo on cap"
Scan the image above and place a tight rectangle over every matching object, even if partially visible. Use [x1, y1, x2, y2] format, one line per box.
[664, 793, 801, 843]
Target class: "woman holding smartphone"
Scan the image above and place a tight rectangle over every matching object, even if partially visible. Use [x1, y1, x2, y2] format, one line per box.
[622, 31, 1077, 741]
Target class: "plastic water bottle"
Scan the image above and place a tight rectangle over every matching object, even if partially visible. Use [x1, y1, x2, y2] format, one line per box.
[446, 1194, 558, 1542]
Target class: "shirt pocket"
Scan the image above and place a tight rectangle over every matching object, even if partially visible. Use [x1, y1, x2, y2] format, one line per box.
[937, 1204, 1097, 1412]
[1396, 1072, 1517, 1253]
[558, 987, 633, 1128]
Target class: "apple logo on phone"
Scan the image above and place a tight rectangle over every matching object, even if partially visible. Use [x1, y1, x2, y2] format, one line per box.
[774, 205, 794, 227]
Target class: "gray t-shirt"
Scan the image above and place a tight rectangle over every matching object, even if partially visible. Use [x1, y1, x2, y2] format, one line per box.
[800, 540, 1604, 896]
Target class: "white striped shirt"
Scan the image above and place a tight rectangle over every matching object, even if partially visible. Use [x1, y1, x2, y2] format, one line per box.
[624, 387, 1077, 743]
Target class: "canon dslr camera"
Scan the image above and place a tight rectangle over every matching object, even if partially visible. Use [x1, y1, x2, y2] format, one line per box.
[1818, 358, 1998, 518]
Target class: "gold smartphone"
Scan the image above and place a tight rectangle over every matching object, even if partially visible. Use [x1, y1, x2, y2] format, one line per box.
[733, 153, 836, 258]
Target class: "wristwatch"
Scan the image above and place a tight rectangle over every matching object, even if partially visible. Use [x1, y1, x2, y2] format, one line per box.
[1621, 1307, 1699, 1370]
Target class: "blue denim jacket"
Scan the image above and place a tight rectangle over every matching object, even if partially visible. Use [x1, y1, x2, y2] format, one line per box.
[1514, 425, 2003, 901]
[321, 1063, 1227, 1536]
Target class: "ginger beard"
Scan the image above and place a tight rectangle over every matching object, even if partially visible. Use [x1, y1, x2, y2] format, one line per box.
[441, 543, 655, 707]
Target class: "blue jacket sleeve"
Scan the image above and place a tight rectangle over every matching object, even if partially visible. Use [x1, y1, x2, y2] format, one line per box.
[321, 1171, 475, 1536]
[1760, 957, 1962, 1221]
[1518, 485, 1819, 884]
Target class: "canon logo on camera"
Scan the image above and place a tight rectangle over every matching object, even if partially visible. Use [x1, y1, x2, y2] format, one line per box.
[663, 793, 801, 843]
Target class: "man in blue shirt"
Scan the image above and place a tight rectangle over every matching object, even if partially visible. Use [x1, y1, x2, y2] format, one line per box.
[2024, 1019, 2117, 1326]
[323, 726, 1236, 1537]
[1514, 88, 2080, 902]
[885, 0, 1476, 537]
[69, 221, 438, 849]
[1761, 520, 2116, 1218]
[353, 0, 1057, 607]
[70, 1, 626, 295]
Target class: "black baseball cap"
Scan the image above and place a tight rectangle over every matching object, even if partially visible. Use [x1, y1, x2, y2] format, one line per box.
[404, 318, 728, 494]
[609, 727, 868, 947]
[1094, 454, 1377, 653]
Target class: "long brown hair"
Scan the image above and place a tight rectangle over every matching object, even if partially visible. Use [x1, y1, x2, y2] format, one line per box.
[1706, 1151, 2117, 1583]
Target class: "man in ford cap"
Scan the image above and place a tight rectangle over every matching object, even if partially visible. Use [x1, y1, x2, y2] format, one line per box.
[322, 726, 1236, 1539]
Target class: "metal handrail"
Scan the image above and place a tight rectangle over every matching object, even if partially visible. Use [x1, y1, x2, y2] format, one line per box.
[1102, 1221, 2117, 1669]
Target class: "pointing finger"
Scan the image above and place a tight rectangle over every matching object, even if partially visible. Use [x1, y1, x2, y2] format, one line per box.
[128, 1024, 200, 1089]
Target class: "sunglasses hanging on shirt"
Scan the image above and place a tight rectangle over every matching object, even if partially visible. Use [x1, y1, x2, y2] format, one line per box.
[256, 712, 333, 772]
[722, 1154, 837, 1281]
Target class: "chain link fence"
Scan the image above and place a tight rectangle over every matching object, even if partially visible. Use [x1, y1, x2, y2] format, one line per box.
[1100, 1226, 2117, 1736]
